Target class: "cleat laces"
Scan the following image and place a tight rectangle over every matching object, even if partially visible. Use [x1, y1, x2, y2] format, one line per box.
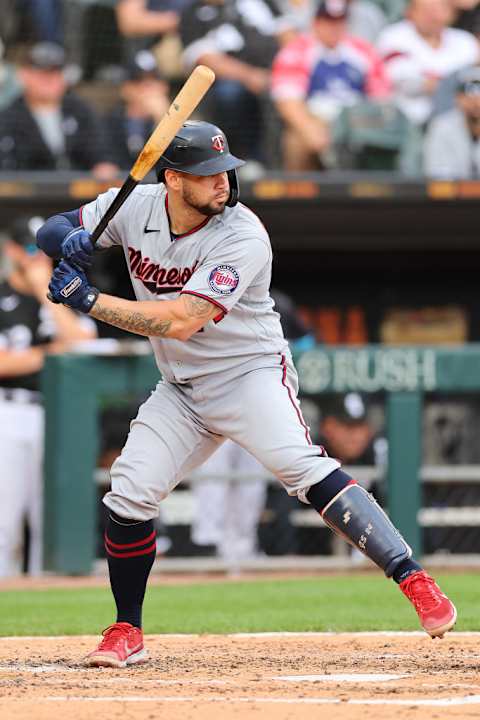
[402, 573, 443, 612]
[97, 623, 133, 651]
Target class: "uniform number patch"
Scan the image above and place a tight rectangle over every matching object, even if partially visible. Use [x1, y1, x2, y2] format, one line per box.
[208, 265, 239, 295]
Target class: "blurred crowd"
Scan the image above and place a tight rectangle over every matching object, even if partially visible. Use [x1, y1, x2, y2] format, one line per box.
[1, 0, 480, 177]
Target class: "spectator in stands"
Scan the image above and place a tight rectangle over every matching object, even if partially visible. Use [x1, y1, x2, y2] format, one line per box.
[116, 0, 187, 78]
[0, 42, 118, 178]
[275, 0, 388, 41]
[424, 65, 480, 178]
[105, 50, 170, 169]
[376, 0, 480, 127]
[116, 0, 183, 42]
[0, 215, 96, 577]
[180, 0, 294, 163]
[270, 0, 390, 170]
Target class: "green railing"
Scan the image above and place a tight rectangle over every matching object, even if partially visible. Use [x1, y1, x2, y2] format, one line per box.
[42, 345, 480, 574]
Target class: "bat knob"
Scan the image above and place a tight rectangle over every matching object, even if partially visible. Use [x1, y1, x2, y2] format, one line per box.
[47, 291, 60, 304]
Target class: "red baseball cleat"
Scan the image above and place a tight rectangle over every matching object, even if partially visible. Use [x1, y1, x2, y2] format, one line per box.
[86, 622, 148, 668]
[400, 571, 457, 638]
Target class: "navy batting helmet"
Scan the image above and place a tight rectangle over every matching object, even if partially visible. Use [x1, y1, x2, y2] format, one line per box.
[155, 121, 245, 207]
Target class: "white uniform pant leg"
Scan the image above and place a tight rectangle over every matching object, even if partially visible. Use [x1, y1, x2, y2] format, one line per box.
[218, 443, 267, 564]
[25, 405, 44, 575]
[221, 359, 340, 503]
[190, 441, 231, 547]
[104, 381, 222, 521]
[0, 402, 44, 577]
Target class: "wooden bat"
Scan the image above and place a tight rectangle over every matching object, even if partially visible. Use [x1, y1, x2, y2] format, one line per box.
[90, 64, 215, 245]
[47, 65, 215, 301]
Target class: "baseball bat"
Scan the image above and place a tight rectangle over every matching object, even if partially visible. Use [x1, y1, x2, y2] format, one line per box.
[47, 64, 215, 301]
[90, 63, 216, 244]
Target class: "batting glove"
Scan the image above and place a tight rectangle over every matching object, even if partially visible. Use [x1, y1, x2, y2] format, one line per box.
[48, 260, 99, 313]
[61, 227, 94, 269]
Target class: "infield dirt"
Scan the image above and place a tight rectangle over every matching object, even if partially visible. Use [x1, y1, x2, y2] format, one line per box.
[0, 633, 479, 720]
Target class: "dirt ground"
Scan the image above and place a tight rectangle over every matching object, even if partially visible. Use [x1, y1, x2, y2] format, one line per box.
[0, 633, 479, 720]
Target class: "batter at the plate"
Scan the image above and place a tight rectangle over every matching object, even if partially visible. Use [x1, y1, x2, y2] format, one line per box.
[37, 121, 456, 668]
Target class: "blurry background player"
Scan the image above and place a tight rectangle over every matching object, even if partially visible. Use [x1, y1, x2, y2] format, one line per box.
[190, 441, 267, 571]
[0, 216, 96, 577]
[319, 392, 387, 470]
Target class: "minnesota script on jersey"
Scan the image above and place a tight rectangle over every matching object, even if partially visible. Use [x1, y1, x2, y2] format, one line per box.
[81, 184, 288, 382]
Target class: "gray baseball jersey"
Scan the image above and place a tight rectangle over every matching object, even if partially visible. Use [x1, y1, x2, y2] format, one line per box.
[81, 183, 288, 382]
[80, 183, 340, 516]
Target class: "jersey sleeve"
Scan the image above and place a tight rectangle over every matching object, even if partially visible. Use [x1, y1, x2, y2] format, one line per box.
[80, 187, 122, 249]
[181, 235, 271, 314]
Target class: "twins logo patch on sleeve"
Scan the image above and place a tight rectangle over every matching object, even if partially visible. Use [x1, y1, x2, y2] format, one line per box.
[208, 265, 240, 295]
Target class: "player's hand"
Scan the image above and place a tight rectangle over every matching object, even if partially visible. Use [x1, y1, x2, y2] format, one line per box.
[61, 228, 94, 270]
[48, 260, 99, 314]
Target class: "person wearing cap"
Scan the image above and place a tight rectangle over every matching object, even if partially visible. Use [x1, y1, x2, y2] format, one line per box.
[376, 0, 480, 127]
[0, 216, 96, 577]
[180, 0, 295, 162]
[424, 65, 480, 177]
[319, 392, 386, 467]
[0, 42, 118, 179]
[104, 50, 171, 169]
[271, 0, 390, 170]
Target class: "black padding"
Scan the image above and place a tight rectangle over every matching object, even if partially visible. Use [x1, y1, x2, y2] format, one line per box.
[321, 484, 412, 577]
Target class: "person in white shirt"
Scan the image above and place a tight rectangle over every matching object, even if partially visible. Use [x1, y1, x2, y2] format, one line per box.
[377, 0, 480, 126]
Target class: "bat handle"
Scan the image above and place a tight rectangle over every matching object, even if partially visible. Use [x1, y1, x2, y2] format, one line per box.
[90, 174, 137, 245]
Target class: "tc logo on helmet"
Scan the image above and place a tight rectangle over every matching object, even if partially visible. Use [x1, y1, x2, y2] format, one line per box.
[211, 134, 225, 153]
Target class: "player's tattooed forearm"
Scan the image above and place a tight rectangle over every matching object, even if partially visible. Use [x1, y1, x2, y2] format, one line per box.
[90, 303, 172, 337]
[184, 294, 215, 318]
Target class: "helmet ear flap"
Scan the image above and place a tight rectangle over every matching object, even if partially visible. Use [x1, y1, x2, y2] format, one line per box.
[226, 169, 239, 207]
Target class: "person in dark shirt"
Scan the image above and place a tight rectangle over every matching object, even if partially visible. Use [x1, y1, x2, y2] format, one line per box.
[105, 50, 171, 169]
[0, 42, 118, 179]
[0, 216, 96, 577]
[180, 0, 295, 161]
[115, 0, 189, 76]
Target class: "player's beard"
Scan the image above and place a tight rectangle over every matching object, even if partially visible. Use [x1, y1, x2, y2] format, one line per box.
[181, 185, 227, 216]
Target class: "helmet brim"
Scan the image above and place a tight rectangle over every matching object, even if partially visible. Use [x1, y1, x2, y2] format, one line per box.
[166, 152, 245, 176]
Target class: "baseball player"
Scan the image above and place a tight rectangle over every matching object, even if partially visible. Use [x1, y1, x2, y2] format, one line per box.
[38, 121, 456, 668]
[0, 216, 96, 577]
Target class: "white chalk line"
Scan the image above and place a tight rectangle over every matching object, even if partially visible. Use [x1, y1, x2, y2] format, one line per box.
[38, 694, 480, 707]
[273, 674, 406, 682]
[0, 668, 410, 684]
[1, 631, 480, 641]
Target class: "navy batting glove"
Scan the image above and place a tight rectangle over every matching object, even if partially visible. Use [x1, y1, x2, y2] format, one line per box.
[61, 228, 94, 269]
[48, 260, 99, 313]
